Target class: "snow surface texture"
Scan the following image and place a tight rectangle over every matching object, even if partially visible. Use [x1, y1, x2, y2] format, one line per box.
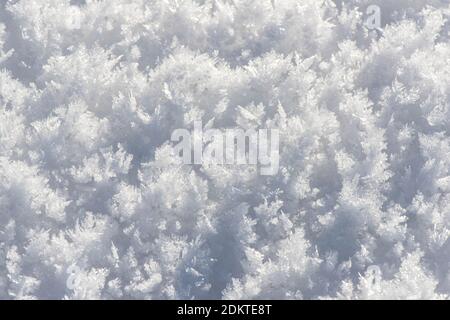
[0, 0, 449, 300]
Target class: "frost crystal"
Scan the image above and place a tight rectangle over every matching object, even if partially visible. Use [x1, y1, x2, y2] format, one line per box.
[0, 0, 449, 300]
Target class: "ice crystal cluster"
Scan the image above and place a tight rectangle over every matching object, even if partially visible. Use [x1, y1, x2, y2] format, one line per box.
[0, 0, 449, 300]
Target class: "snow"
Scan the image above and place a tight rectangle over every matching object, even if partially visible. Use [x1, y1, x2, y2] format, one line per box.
[0, 0, 449, 300]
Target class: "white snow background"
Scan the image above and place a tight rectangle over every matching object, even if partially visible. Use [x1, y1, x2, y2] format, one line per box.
[0, 0, 449, 300]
